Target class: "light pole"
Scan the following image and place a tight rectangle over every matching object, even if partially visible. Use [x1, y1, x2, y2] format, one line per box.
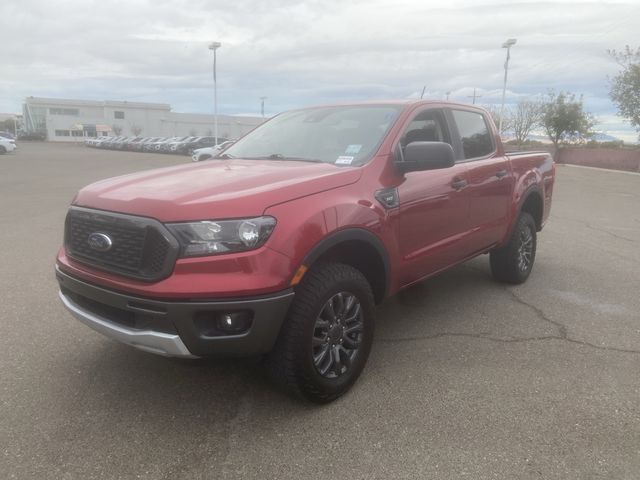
[499, 38, 517, 134]
[260, 96, 267, 119]
[208, 41, 222, 145]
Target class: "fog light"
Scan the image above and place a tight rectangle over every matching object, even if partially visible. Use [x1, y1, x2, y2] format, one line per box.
[216, 311, 252, 333]
[194, 310, 253, 336]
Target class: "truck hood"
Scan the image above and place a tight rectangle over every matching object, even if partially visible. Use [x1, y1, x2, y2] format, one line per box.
[73, 159, 362, 222]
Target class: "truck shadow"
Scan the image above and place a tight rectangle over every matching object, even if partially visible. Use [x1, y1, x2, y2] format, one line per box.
[375, 257, 495, 341]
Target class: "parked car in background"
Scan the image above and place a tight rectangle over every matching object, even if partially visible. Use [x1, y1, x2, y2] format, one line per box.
[0, 137, 17, 154]
[152, 137, 176, 152]
[99, 136, 124, 149]
[169, 137, 197, 154]
[0, 131, 16, 140]
[91, 137, 111, 148]
[191, 140, 235, 162]
[181, 136, 225, 154]
[160, 136, 189, 153]
[82, 134, 235, 156]
[112, 137, 131, 150]
[122, 137, 144, 151]
[132, 137, 156, 152]
[143, 137, 166, 152]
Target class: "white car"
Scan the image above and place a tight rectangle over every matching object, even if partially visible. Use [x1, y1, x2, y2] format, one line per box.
[191, 141, 234, 162]
[0, 137, 16, 154]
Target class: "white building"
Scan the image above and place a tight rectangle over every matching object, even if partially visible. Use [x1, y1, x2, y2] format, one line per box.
[22, 97, 264, 141]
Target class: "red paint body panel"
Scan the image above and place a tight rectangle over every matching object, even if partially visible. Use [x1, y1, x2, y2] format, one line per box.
[73, 159, 362, 222]
[57, 100, 555, 302]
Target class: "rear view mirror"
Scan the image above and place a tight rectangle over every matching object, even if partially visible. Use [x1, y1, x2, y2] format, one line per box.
[396, 141, 455, 173]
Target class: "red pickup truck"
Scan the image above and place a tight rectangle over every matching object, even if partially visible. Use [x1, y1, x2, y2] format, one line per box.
[56, 100, 555, 402]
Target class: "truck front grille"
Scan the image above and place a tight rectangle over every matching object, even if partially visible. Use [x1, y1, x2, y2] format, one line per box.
[64, 207, 179, 282]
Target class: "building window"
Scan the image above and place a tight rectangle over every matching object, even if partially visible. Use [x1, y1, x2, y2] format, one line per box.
[55, 130, 71, 136]
[114, 111, 125, 119]
[50, 108, 79, 116]
[71, 130, 84, 137]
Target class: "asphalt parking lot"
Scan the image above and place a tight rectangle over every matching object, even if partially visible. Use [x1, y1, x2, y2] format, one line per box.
[2, 142, 639, 479]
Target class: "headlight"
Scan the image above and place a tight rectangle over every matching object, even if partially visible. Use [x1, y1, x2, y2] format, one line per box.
[166, 216, 276, 257]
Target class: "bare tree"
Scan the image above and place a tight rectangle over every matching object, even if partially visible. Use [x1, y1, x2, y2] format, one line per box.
[189, 128, 197, 137]
[482, 104, 508, 131]
[131, 125, 143, 136]
[510, 101, 544, 147]
[112, 124, 123, 136]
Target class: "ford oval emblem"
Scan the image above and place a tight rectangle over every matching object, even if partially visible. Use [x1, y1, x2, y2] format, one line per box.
[87, 232, 113, 252]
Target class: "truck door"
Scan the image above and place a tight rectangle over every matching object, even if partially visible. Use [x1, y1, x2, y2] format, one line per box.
[448, 109, 513, 250]
[395, 107, 471, 286]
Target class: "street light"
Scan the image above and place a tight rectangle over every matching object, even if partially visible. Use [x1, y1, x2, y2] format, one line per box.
[208, 41, 222, 145]
[499, 38, 517, 135]
[260, 96, 267, 119]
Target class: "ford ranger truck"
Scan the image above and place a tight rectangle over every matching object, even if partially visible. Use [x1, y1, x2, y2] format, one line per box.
[56, 100, 555, 403]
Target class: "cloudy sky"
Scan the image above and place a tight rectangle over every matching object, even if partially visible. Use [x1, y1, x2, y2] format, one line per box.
[1, 0, 638, 140]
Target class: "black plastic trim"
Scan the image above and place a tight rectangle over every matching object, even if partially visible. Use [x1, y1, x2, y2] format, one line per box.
[65, 206, 180, 282]
[517, 185, 544, 230]
[56, 266, 294, 356]
[300, 228, 390, 299]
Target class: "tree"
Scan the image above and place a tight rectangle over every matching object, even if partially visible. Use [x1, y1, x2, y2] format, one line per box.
[541, 92, 594, 149]
[112, 124, 123, 136]
[131, 125, 143, 136]
[189, 128, 197, 137]
[608, 45, 640, 139]
[0, 119, 18, 135]
[482, 105, 508, 132]
[510, 100, 544, 147]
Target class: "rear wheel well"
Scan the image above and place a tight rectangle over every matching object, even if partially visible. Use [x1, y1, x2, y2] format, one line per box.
[521, 192, 543, 231]
[312, 240, 387, 304]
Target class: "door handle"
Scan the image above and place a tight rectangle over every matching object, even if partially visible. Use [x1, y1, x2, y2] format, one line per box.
[451, 178, 468, 190]
[495, 169, 508, 178]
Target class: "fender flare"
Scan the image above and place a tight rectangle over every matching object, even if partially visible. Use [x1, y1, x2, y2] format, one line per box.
[500, 185, 543, 247]
[301, 228, 391, 300]
[517, 185, 543, 228]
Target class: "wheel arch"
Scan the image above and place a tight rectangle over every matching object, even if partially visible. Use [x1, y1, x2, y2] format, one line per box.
[300, 228, 390, 304]
[519, 187, 544, 231]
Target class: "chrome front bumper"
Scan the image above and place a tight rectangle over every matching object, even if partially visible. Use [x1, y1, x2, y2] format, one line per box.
[58, 290, 197, 358]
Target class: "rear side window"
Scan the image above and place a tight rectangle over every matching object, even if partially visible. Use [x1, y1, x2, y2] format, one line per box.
[451, 110, 494, 159]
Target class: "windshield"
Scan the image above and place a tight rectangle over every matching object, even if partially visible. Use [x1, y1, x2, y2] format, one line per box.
[222, 105, 402, 165]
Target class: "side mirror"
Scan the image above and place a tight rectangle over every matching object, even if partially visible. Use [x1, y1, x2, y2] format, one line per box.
[396, 141, 455, 173]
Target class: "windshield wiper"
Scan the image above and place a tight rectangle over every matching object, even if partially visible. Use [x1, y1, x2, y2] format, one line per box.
[246, 154, 323, 163]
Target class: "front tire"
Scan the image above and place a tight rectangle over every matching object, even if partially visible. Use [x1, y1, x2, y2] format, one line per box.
[490, 212, 537, 284]
[269, 262, 375, 403]
[0, 146, 6, 155]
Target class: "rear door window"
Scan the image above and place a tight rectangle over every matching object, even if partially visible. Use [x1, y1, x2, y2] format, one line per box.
[451, 110, 494, 159]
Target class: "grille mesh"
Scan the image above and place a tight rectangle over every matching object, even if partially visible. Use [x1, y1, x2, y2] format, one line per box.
[65, 208, 176, 281]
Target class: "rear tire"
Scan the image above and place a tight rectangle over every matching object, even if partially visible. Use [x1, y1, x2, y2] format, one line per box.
[0, 146, 6, 155]
[490, 212, 537, 284]
[269, 262, 375, 403]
